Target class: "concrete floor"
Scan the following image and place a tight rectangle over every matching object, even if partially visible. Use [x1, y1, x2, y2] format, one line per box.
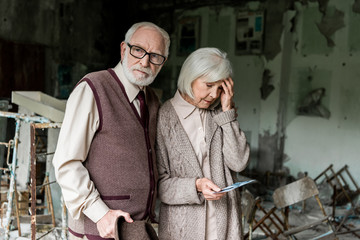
[248, 201, 360, 240]
[2, 204, 359, 240]
[1, 183, 359, 239]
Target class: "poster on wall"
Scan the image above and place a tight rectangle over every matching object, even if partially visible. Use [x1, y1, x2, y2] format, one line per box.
[177, 16, 200, 56]
[235, 11, 264, 55]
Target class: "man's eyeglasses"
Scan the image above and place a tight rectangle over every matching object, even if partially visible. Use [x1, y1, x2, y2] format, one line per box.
[127, 43, 166, 65]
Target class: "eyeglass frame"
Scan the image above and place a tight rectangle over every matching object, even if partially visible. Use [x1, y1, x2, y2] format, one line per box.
[126, 42, 166, 65]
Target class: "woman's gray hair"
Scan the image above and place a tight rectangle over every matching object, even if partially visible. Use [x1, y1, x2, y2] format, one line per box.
[124, 22, 171, 57]
[177, 47, 233, 99]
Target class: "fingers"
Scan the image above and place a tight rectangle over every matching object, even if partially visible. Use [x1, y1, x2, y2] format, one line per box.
[209, 192, 226, 200]
[96, 209, 133, 238]
[203, 190, 226, 201]
[222, 78, 234, 95]
[121, 211, 134, 223]
[196, 178, 220, 192]
[220, 78, 235, 112]
[196, 178, 226, 201]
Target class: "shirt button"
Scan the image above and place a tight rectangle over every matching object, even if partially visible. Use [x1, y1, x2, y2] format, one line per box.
[149, 149, 152, 153]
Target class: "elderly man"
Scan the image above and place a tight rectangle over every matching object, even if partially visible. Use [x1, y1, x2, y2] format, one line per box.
[53, 22, 170, 240]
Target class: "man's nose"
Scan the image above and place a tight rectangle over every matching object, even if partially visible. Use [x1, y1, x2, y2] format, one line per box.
[140, 54, 150, 67]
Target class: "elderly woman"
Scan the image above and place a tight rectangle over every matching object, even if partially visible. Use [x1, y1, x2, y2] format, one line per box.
[156, 47, 250, 240]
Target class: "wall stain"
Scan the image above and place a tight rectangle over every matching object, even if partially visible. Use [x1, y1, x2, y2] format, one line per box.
[316, 8, 345, 47]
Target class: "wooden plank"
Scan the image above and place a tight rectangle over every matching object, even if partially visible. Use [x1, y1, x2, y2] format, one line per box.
[11, 91, 66, 122]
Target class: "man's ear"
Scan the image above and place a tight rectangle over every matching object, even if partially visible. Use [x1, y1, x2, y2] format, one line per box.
[120, 42, 126, 61]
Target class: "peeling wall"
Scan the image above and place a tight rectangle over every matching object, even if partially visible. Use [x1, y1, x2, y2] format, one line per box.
[282, 0, 360, 185]
[1, 0, 359, 192]
[262, 0, 293, 60]
[252, 0, 360, 186]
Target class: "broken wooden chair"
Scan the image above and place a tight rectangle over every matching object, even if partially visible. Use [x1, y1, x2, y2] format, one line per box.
[272, 176, 337, 240]
[241, 189, 256, 239]
[314, 164, 360, 208]
[314, 164, 360, 238]
[242, 189, 285, 240]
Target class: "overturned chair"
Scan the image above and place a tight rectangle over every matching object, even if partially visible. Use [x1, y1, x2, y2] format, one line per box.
[242, 189, 285, 240]
[272, 176, 337, 240]
[314, 164, 360, 208]
[314, 164, 360, 238]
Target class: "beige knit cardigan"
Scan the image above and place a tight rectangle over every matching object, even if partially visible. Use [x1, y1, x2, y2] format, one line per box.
[156, 100, 250, 240]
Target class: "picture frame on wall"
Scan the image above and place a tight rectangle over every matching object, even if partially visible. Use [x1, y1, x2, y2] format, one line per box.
[177, 16, 201, 56]
[235, 11, 264, 55]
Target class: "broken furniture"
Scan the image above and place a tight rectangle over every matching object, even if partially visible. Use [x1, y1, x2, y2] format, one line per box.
[314, 164, 360, 238]
[315, 164, 360, 208]
[0, 169, 27, 237]
[11, 91, 65, 192]
[241, 190, 255, 239]
[0, 91, 66, 240]
[0, 112, 64, 240]
[0, 110, 52, 240]
[11, 91, 65, 123]
[242, 189, 285, 240]
[30, 122, 65, 240]
[273, 176, 337, 240]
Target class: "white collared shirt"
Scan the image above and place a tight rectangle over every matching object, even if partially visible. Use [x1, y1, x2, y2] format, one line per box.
[113, 62, 145, 116]
[170, 90, 218, 240]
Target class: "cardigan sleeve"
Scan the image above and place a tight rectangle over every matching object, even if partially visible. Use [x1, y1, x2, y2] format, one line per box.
[156, 116, 205, 205]
[213, 109, 250, 172]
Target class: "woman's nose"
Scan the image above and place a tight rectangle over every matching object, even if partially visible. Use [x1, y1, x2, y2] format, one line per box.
[210, 88, 220, 98]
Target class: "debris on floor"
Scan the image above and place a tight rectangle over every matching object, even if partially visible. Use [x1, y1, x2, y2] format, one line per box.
[1, 164, 360, 239]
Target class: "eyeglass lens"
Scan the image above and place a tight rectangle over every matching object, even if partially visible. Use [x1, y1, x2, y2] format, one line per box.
[128, 44, 165, 65]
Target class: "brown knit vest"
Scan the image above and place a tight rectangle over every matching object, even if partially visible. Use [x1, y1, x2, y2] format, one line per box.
[68, 69, 159, 240]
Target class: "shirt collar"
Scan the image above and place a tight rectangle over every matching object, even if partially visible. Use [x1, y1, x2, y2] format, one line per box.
[171, 90, 197, 119]
[113, 61, 145, 103]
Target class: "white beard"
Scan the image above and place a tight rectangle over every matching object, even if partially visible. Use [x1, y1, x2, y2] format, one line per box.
[122, 52, 159, 87]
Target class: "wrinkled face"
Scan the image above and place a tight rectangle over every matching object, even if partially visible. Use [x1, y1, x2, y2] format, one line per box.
[121, 27, 166, 86]
[186, 77, 224, 109]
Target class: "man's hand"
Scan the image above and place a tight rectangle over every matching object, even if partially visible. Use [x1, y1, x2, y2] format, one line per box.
[96, 209, 133, 238]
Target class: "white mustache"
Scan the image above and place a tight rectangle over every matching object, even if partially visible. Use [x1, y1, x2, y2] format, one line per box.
[131, 65, 152, 75]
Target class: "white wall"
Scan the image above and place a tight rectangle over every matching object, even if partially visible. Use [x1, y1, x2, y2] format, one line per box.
[283, 0, 360, 186]
[169, 1, 360, 186]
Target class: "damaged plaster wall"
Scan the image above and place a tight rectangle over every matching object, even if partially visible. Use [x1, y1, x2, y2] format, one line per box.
[283, 0, 360, 185]
[257, 0, 360, 187]
[1, 0, 360, 215]
[257, 0, 293, 173]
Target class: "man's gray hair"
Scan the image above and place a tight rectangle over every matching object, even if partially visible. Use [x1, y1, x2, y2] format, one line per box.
[177, 47, 233, 99]
[124, 22, 171, 57]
